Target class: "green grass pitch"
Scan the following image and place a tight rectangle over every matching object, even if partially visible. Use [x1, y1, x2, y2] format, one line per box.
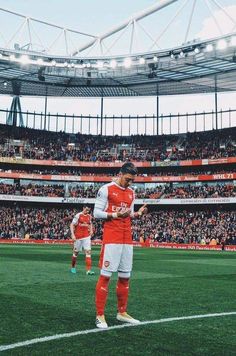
[0, 245, 236, 355]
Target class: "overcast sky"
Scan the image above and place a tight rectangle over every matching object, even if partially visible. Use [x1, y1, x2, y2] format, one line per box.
[0, 0, 235, 133]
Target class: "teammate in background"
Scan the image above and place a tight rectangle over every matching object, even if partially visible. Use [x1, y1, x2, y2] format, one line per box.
[93, 162, 147, 328]
[70, 206, 94, 275]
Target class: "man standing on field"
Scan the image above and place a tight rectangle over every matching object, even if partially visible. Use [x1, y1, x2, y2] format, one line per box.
[93, 162, 147, 328]
[70, 206, 94, 275]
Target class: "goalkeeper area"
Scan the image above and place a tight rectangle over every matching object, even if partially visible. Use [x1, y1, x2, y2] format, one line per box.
[1, 245, 236, 355]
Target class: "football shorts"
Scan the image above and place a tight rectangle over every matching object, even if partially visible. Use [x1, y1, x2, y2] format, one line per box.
[74, 236, 91, 252]
[99, 243, 133, 273]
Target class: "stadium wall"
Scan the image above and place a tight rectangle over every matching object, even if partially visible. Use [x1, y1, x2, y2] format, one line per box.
[0, 239, 235, 251]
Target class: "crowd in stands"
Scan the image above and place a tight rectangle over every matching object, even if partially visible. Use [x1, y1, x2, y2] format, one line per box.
[0, 182, 235, 199]
[0, 183, 65, 197]
[0, 206, 235, 245]
[133, 210, 236, 245]
[1, 167, 236, 177]
[161, 183, 236, 199]
[0, 124, 235, 162]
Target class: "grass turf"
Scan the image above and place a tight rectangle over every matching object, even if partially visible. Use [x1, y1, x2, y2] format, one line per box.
[0, 245, 236, 355]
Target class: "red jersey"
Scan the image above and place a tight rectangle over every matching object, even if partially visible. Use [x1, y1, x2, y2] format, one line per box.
[72, 212, 91, 239]
[94, 181, 135, 244]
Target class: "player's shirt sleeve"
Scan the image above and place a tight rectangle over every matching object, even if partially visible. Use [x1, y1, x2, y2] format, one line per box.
[130, 191, 135, 217]
[93, 185, 109, 219]
[72, 213, 80, 225]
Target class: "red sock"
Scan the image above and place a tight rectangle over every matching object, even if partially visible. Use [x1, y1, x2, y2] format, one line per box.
[116, 277, 129, 313]
[71, 255, 77, 268]
[85, 255, 92, 271]
[95, 275, 110, 316]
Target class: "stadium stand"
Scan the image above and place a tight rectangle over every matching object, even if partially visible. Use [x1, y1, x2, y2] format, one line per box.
[0, 206, 235, 245]
[0, 181, 235, 199]
[0, 125, 235, 245]
[0, 124, 236, 162]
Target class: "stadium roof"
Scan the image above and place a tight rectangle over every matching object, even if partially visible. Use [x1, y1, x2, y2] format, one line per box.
[0, 0, 236, 99]
[0, 34, 236, 97]
[0, 33, 236, 97]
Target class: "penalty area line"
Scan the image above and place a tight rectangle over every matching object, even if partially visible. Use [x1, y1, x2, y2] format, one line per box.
[0, 311, 236, 352]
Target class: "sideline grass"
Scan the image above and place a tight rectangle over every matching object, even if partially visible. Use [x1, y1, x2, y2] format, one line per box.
[0, 245, 236, 355]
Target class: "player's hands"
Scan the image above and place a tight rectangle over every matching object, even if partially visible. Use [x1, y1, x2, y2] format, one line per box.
[71, 235, 76, 241]
[138, 204, 148, 216]
[117, 208, 131, 218]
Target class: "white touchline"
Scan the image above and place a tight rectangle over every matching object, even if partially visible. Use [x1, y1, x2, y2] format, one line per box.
[0, 312, 235, 352]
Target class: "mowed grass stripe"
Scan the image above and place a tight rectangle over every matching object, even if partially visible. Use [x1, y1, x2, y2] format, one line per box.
[1, 245, 236, 354]
[1, 312, 236, 352]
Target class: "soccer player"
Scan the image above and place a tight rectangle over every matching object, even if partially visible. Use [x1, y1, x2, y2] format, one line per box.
[70, 206, 94, 275]
[93, 162, 147, 328]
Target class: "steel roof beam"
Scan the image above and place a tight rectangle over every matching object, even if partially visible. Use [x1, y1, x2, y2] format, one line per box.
[73, 0, 179, 55]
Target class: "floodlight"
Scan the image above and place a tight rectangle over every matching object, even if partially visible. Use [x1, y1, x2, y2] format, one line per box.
[229, 36, 236, 47]
[110, 59, 117, 68]
[20, 55, 30, 65]
[124, 57, 132, 68]
[205, 43, 214, 52]
[217, 39, 227, 50]
[97, 60, 104, 68]
[37, 58, 44, 65]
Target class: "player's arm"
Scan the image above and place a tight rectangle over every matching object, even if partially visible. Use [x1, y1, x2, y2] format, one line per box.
[70, 214, 79, 240]
[93, 185, 113, 219]
[131, 198, 148, 218]
[93, 186, 130, 220]
[70, 223, 76, 240]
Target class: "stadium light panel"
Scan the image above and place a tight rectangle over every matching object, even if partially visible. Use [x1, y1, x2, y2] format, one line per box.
[110, 59, 117, 68]
[51, 60, 56, 66]
[194, 47, 200, 54]
[139, 57, 145, 64]
[20, 55, 30, 65]
[3, 81, 7, 87]
[37, 58, 44, 65]
[205, 43, 214, 52]
[217, 39, 227, 50]
[123, 57, 132, 68]
[97, 60, 104, 68]
[153, 55, 158, 62]
[9, 54, 16, 61]
[179, 50, 185, 58]
[229, 36, 236, 47]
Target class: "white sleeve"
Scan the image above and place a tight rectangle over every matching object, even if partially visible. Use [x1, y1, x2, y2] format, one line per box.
[72, 213, 80, 225]
[93, 185, 109, 219]
[130, 192, 135, 217]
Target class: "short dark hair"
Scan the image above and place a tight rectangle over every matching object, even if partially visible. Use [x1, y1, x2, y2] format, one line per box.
[83, 205, 91, 210]
[120, 162, 138, 175]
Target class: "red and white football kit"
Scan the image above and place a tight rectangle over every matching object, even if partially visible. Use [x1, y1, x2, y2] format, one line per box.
[72, 212, 92, 251]
[94, 181, 135, 274]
